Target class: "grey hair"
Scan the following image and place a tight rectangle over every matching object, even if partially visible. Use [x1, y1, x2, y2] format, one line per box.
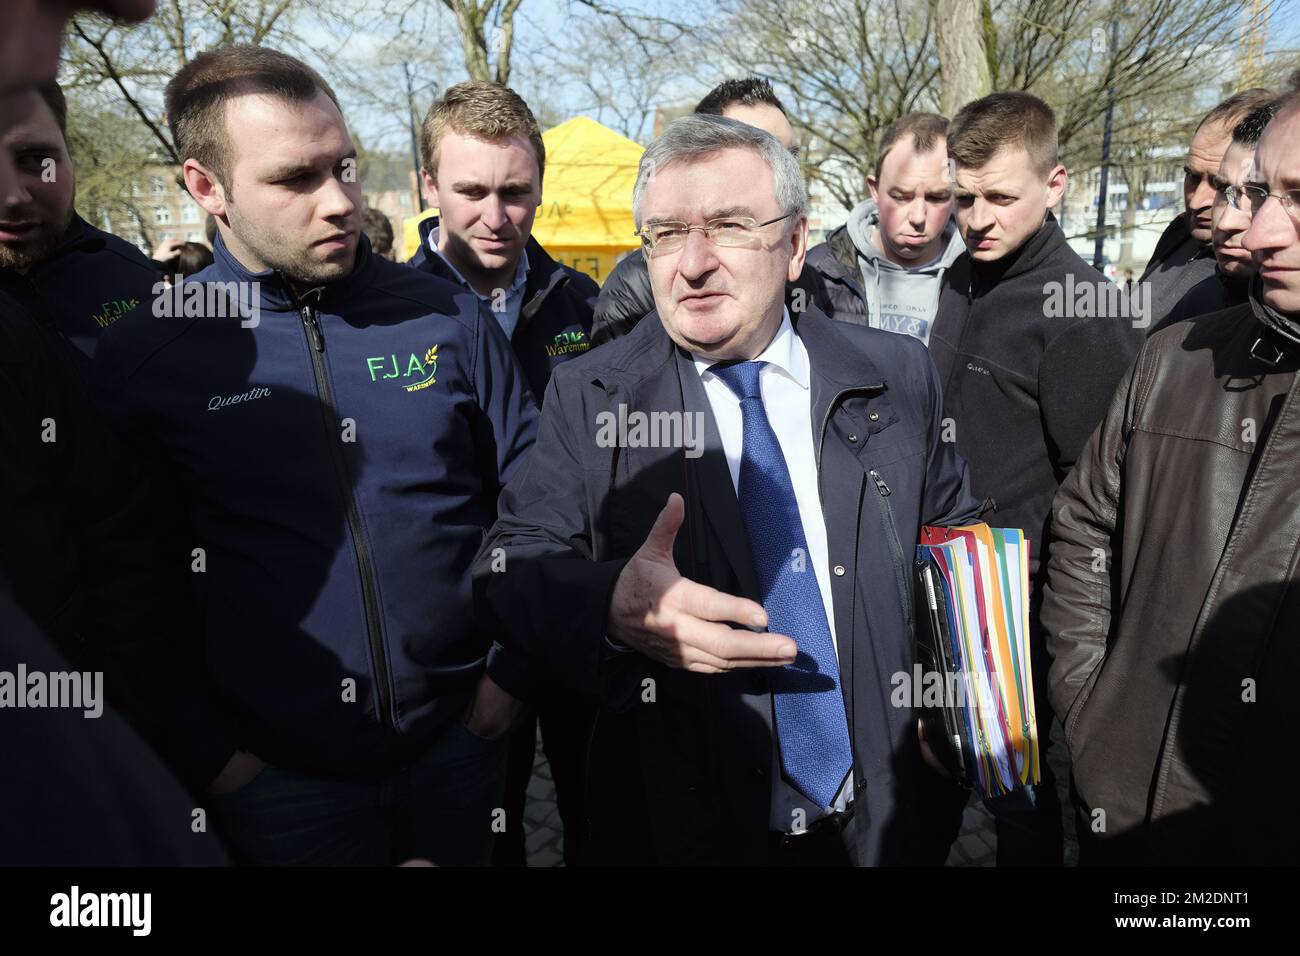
[631, 113, 808, 227]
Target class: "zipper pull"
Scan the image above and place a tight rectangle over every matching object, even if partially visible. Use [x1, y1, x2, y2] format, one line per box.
[301, 305, 324, 352]
[289, 280, 326, 351]
[869, 469, 891, 496]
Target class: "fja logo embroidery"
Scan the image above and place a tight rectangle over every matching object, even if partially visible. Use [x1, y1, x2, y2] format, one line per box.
[545, 329, 589, 357]
[91, 297, 140, 329]
[366, 345, 439, 392]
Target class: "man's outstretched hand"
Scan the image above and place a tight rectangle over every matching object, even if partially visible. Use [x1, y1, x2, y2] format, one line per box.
[607, 493, 797, 673]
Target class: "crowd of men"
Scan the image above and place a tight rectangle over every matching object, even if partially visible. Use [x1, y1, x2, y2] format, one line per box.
[2, 0, 1298, 867]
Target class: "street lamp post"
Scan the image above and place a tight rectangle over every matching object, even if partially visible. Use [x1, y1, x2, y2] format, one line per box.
[1093, 14, 1120, 270]
[405, 62, 429, 213]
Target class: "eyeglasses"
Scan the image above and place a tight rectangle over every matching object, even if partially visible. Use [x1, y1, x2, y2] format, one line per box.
[634, 212, 795, 256]
[1218, 183, 1244, 209]
[1231, 183, 1300, 222]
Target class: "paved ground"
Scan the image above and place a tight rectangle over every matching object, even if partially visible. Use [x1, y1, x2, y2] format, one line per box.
[522, 720, 1079, 867]
[520, 750, 565, 869]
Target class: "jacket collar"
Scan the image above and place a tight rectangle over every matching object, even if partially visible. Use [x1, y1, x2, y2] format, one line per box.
[691, 309, 810, 390]
[606, 305, 891, 602]
[45, 214, 99, 260]
[825, 223, 857, 278]
[1248, 276, 1300, 361]
[413, 214, 572, 317]
[822, 210, 964, 278]
[582, 302, 894, 435]
[17, 215, 102, 278]
[969, 210, 1067, 289]
[1143, 210, 1212, 279]
[0, 215, 98, 298]
[208, 227, 378, 312]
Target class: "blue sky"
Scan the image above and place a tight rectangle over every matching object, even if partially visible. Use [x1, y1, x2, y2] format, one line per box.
[1274, 0, 1300, 51]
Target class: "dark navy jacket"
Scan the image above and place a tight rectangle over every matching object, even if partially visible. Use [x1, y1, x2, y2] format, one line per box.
[408, 216, 597, 404]
[474, 305, 981, 864]
[7, 214, 161, 368]
[0, 576, 230, 865]
[0, 289, 214, 787]
[91, 232, 539, 779]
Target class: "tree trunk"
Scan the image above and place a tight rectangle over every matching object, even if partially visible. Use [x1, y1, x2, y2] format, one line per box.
[936, 0, 991, 116]
[494, 0, 523, 85]
[1116, 163, 1141, 266]
[451, 4, 492, 82]
[443, 0, 519, 84]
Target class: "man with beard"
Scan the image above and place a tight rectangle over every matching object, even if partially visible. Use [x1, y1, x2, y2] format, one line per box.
[0, 82, 159, 367]
[0, 0, 230, 866]
[91, 45, 539, 865]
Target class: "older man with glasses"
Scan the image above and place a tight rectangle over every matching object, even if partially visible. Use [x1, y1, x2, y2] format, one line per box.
[1044, 90, 1300, 865]
[591, 77, 803, 346]
[474, 113, 982, 866]
[1152, 99, 1281, 334]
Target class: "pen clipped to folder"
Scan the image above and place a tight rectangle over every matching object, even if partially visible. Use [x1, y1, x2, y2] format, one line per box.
[914, 524, 1040, 797]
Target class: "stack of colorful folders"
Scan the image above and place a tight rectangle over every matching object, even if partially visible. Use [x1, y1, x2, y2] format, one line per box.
[914, 524, 1039, 797]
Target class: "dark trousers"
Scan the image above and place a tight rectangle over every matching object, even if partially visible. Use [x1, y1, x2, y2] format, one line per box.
[911, 764, 971, 864]
[210, 720, 507, 866]
[492, 690, 596, 866]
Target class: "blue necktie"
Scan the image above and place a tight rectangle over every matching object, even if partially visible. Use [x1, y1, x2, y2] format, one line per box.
[710, 360, 852, 809]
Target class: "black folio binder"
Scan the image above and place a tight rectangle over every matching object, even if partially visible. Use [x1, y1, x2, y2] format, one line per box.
[914, 556, 977, 788]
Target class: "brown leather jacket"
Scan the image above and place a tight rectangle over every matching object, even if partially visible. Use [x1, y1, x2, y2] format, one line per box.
[1043, 301, 1300, 864]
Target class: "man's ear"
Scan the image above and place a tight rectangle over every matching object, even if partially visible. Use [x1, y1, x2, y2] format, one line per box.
[1045, 163, 1068, 210]
[867, 174, 879, 204]
[184, 159, 227, 218]
[787, 215, 810, 283]
[420, 168, 439, 209]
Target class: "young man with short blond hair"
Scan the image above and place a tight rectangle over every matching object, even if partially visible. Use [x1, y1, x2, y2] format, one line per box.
[930, 90, 1140, 866]
[411, 81, 596, 405]
[409, 79, 597, 866]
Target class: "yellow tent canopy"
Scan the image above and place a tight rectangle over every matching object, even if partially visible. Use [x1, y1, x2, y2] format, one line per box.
[401, 115, 643, 285]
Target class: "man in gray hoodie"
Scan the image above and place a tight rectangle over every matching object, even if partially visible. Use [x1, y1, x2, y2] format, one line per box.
[800, 113, 965, 345]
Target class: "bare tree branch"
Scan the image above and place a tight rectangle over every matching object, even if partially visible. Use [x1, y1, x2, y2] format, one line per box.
[71, 20, 179, 162]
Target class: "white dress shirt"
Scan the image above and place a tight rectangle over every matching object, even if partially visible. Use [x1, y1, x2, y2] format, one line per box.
[692, 309, 854, 832]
